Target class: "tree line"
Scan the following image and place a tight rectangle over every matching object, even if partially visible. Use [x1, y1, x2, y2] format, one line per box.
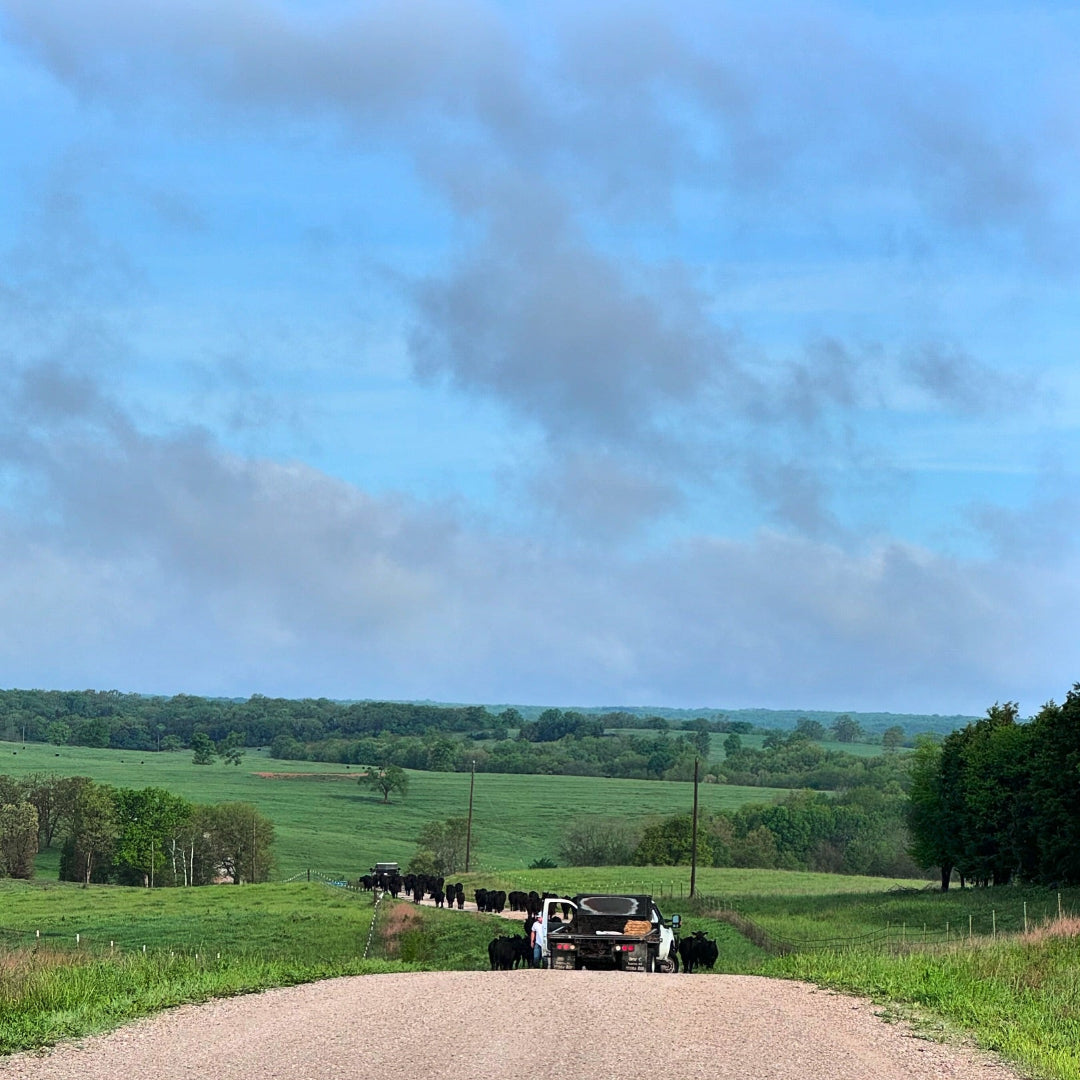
[557, 784, 918, 878]
[0, 773, 274, 886]
[907, 687, 1080, 890]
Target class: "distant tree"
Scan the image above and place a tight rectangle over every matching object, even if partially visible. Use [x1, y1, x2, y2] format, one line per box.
[559, 817, 640, 866]
[634, 814, 711, 866]
[202, 802, 275, 884]
[360, 764, 409, 804]
[113, 787, 192, 887]
[723, 733, 743, 757]
[831, 715, 864, 743]
[882, 725, 906, 752]
[413, 817, 469, 875]
[161, 734, 182, 752]
[425, 736, 456, 772]
[45, 721, 71, 746]
[685, 720, 711, 758]
[71, 783, 118, 887]
[191, 731, 216, 765]
[217, 731, 245, 767]
[0, 802, 38, 878]
[795, 718, 826, 740]
[762, 730, 786, 750]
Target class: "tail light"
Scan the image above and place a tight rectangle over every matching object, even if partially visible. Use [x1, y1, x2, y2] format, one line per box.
[555, 943, 576, 951]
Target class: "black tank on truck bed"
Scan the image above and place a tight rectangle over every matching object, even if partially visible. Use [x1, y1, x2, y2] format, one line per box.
[543, 893, 680, 972]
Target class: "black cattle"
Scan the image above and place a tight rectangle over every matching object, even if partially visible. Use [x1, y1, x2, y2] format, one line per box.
[488, 936, 515, 971]
[475, 887, 489, 912]
[432, 888, 445, 908]
[403, 873, 417, 896]
[359, 875, 374, 891]
[492, 890, 507, 913]
[455, 884, 465, 909]
[678, 931, 718, 974]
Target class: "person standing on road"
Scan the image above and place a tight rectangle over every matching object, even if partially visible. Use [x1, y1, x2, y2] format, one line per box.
[530, 911, 546, 968]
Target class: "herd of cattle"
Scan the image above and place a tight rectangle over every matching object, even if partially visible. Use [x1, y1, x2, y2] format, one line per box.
[357, 871, 719, 974]
[358, 870, 466, 909]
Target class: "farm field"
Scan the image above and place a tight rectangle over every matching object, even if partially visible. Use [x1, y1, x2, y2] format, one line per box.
[2, 869, 1078, 1078]
[0, 741, 790, 877]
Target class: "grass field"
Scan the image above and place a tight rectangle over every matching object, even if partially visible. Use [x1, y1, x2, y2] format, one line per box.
[3, 868, 1079, 1077]
[0, 740, 790, 877]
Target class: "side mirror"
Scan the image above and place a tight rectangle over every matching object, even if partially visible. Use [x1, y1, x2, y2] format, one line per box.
[670, 914, 681, 927]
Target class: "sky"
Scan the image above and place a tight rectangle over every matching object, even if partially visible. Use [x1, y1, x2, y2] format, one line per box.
[0, 0, 1078, 715]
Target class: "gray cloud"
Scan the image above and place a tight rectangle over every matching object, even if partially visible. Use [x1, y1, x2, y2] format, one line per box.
[903, 342, 1035, 416]
[0, 378, 1071, 712]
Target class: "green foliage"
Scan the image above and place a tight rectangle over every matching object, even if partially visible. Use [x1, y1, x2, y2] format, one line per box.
[633, 786, 917, 877]
[190, 732, 216, 765]
[829, 714, 863, 743]
[412, 817, 468, 874]
[0, 802, 38, 878]
[558, 817, 640, 866]
[218, 731, 245, 767]
[635, 813, 710, 866]
[907, 689, 1080, 888]
[360, 764, 408, 804]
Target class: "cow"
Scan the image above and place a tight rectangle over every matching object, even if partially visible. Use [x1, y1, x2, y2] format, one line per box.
[678, 931, 719, 973]
[455, 883, 465, 909]
[432, 888, 445, 908]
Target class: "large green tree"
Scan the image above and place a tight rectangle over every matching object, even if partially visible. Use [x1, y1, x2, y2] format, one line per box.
[360, 764, 408, 804]
[0, 802, 38, 878]
[412, 817, 469, 875]
[71, 783, 118, 887]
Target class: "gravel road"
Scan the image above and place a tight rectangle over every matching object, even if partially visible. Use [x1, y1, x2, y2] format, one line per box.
[0, 970, 1023, 1080]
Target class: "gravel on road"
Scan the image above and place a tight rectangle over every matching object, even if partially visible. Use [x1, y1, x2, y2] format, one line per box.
[0, 971, 1023, 1080]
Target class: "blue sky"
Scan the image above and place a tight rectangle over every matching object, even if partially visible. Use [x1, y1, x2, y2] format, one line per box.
[1, 0, 1077, 714]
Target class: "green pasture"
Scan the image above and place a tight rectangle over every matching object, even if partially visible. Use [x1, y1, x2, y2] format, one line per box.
[0, 878, 377, 958]
[734, 881, 1080, 949]
[0, 740, 789, 877]
[2, 867, 1079, 1077]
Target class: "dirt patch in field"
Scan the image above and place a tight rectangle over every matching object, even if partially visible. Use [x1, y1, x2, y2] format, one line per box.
[378, 905, 424, 957]
[253, 772, 359, 781]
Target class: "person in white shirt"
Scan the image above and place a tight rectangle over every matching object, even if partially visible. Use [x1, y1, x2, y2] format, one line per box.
[530, 912, 546, 967]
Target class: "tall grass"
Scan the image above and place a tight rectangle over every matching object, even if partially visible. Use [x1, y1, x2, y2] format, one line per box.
[765, 921, 1080, 1080]
[0, 947, 418, 1055]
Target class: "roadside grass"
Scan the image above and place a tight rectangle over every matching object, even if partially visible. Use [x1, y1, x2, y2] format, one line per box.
[0, 741, 789, 877]
[763, 928, 1080, 1080]
[0, 947, 418, 1055]
[0, 879, 427, 1054]
[725, 882, 1080, 949]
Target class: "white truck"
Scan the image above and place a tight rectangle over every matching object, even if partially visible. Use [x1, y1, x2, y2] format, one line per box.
[542, 893, 681, 972]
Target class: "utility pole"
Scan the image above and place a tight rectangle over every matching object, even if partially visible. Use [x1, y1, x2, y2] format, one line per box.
[251, 812, 257, 884]
[690, 757, 699, 898]
[465, 760, 476, 873]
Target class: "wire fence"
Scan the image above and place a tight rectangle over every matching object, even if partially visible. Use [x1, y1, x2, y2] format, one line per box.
[692, 891, 1076, 955]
